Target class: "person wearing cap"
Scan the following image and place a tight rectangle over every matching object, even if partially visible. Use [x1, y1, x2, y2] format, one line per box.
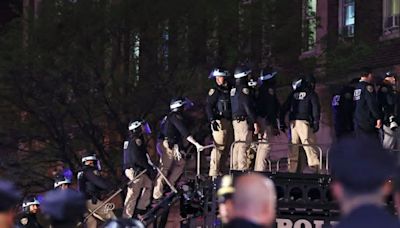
[378, 71, 398, 149]
[329, 137, 399, 228]
[53, 174, 72, 190]
[353, 68, 383, 140]
[254, 66, 280, 171]
[0, 180, 21, 228]
[41, 189, 86, 228]
[77, 152, 116, 228]
[16, 196, 43, 228]
[217, 175, 235, 225]
[122, 119, 157, 218]
[230, 65, 258, 171]
[226, 173, 276, 228]
[206, 68, 234, 178]
[332, 78, 359, 139]
[153, 97, 204, 200]
[280, 75, 321, 173]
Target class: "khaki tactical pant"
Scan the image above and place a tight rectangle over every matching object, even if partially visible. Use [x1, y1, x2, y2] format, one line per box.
[382, 125, 397, 150]
[153, 140, 186, 199]
[289, 120, 320, 173]
[254, 117, 272, 171]
[209, 119, 234, 177]
[122, 168, 153, 218]
[85, 199, 116, 228]
[232, 120, 253, 171]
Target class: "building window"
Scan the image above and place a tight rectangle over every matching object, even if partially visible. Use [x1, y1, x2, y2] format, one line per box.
[302, 0, 317, 52]
[383, 0, 400, 35]
[339, 0, 355, 37]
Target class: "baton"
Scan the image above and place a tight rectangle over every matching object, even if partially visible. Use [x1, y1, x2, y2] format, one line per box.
[76, 169, 147, 227]
[155, 166, 178, 194]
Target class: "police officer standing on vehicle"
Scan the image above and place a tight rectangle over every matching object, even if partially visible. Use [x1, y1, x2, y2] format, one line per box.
[254, 66, 280, 172]
[331, 78, 358, 139]
[153, 97, 204, 201]
[378, 71, 398, 149]
[280, 75, 321, 173]
[16, 196, 43, 228]
[353, 68, 383, 140]
[78, 152, 116, 228]
[230, 65, 258, 171]
[122, 119, 157, 219]
[206, 68, 234, 178]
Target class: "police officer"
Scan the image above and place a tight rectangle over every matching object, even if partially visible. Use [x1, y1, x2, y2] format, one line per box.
[332, 78, 358, 139]
[123, 120, 157, 219]
[77, 153, 116, 228]
[254, 66, 280, 171]
[153, 97, 204, 200]
[280, 75, 320, 173]
[206, 68, 234, 177]
[230, 65, 258, 171]
[217, 175, 235, 225]
[353, 68, 383, 140]
[378, 71, 398, 149]
[54, 174, 72, 190]
[329, 138, 399, 228]
[0, 180, 21, 228]
[16, 196, 43, 228]
[41, 189, 86, 228]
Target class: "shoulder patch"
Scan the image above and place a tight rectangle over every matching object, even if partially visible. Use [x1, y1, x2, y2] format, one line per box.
[332, 95, 340, 106]
[20, 217, 28, 225]
[268, 88, 274, 95]
[366, 85, 374, 93]
[381, 87, 388, 93]
[353, 89, 361, 101]
[123, 141, 129, 149]
[135, 138, 142, 146]
[242, 88, 249, 95]
[230, 88, 236, 96]
[208, 89, 215, 96]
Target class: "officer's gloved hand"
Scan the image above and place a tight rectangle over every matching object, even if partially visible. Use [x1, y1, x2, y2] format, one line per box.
[280, 123, 287, 133]
[124, 168, 135, 181]
[312, 122, 319, 133]
[211, 120, 220, 132]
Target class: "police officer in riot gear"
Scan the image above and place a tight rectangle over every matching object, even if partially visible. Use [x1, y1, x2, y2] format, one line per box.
[123, 119, 157, 219]
[153, 97, 204, 200]
[206, 68, 234, 177]
[78, 153, 116, 228]
[254, 66, 280, 172]
[16, 196, 43, 228]
[378, 71, 398, 149]
[280, 75, 321, 173]
[353, 68, 382, 140]
[230, 65, 258, 171]
[54, 174, 72, 190]
[332, 78, 358, 139]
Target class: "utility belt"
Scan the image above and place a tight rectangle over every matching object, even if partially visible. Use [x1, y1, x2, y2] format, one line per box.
[215, 113, 232, 121]
[232, 116, 247, 121]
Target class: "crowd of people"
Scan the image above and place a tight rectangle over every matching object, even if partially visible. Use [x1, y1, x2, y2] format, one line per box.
[0, 65, 400, 228]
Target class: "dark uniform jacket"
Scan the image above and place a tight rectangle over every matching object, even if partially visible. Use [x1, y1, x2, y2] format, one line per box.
[378, 84, 397, 126]
[16, 213, 43, 228]
[123, 135, 155, 178]
[256, 84, 280, 128]
[206, 83, 232, 121]
[162, 112, 190, 149]
[353, 81, 382, 132]
[280, 87, 320, 125]
[230, 84, 256, 127]
[78, 166, 112, 202]
[335, 204, 400, 228]
[332, 85, 355, 137]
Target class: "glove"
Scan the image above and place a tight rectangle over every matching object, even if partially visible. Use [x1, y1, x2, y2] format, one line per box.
[194, 143, 204, 152]
[312, 122, 319, 133]
[186, 135, 204, 151]
[148, 168, 157, 180]
[211, 120, 220, 131]
[124, 168, 135, 181]
[280, 123, 287, 133]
